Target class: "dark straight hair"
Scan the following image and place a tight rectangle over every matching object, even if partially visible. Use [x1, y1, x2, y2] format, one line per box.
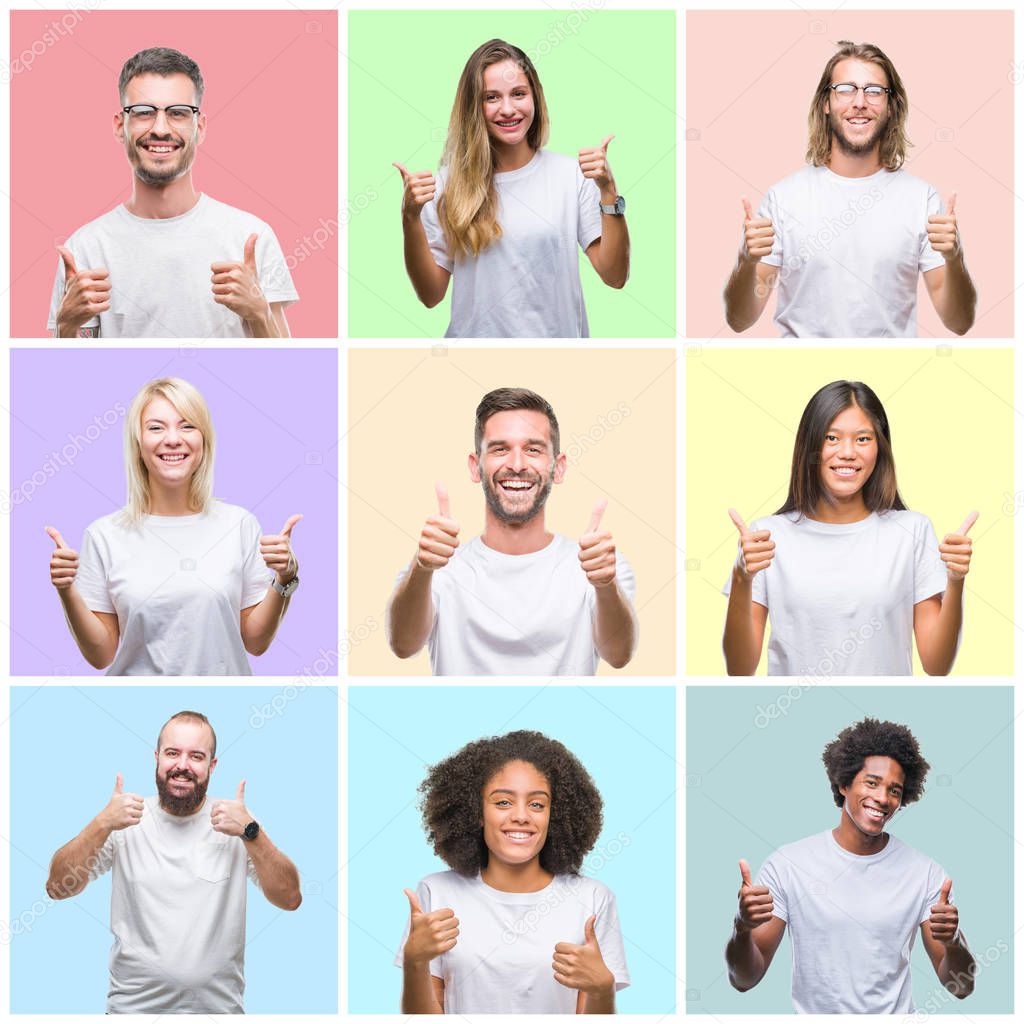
[776, 380, 906, 517]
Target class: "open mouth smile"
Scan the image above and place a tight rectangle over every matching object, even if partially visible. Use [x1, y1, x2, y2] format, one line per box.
[502, 830, 536, 843]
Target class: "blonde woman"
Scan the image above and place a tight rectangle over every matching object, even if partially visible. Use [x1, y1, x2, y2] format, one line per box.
[393, 39, 629, 338]
[46, 378, 302, 675]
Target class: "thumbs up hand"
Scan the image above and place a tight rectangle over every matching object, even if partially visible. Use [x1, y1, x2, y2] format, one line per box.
[402, 888, 460, 965]
[927, 193, 961, 261]
[211, 780, 252, 837]
[939, 511, 977, 581]
[393, 162, 436, 220]
[729, 509, 775, 579]
[552, 913, 615, 994]
[260, 514, 302, 585]
[54, 245, 111, 337]
[46, 526, 80, 590]
[736, 858, 774, 931]
[416, 483, 460, 571]
[740, 196, 775, 263]
[211, 233, 269, 321]
[100, 772, 144, 831]
[928, 877, 960, 946]
[579, 135, 616, 196]
[579, 499, 617, 588]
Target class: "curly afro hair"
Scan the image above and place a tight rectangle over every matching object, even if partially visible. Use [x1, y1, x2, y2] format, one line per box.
[419, 730, 603, 877]
[822, 717, 930, 808]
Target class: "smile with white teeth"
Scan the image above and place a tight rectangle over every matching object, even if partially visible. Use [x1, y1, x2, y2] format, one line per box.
[159, 453, 187, 462]
[499, 479, 534, 491]
[830, 466, 859, 476]
[503, 830, 534, 841]
[864, 806, 886, 820]
[495, 119, 523, 128]
[141, 143, 179, 153]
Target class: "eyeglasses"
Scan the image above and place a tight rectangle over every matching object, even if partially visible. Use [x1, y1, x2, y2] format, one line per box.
[829, 83, 890, 105]
[122, 104, 200, 125]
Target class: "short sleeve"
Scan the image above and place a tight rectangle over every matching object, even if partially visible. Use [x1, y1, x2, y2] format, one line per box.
[241, 513, 270, 610]
[612, 552, 636, 605]
[421, 177, 454, 273]
[88, 832, 115, 880]
[76, 525, 116, 613]
[757, 190, 783, 267]
[255, 228, 300, 305]
[918, 185, 945, 273]
[246, 852, 264, 891]
[913, 515, 948, 605]
[756, 854, 788, 922]
[592, 884, 631, 991]
[47, 256, 65, 332]
[921, 859, 946, 926]
[576, 171, 602, 253]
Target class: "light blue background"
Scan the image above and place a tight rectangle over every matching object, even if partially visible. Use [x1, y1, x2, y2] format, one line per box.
[9, 685, 339, 1013]
[347, 685, 676, 1013]
[685, 686, 1013, 1014]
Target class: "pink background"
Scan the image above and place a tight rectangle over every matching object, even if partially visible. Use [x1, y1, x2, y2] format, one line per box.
[686, 10, 1014, 338]
[10, 10, 338, 338]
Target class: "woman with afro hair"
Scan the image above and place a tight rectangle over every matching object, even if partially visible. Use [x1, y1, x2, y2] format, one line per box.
[396, 730, 630, 1013]
[726, 717, 976, 1013]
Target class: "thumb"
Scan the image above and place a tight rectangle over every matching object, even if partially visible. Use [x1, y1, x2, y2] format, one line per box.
[280, 513, 303, 537]
[947, 192, 957, 216]
[939, 877, 953, 904]
[45, 525, 67, 549]
[243, 233, 258, 270]
[57, 245, 78, 280]
[584, 913, 598, 945]
[392, 161, 411, 182]
[739, 858, 752, 887]
[586, 498, 608, 534]
[435, 481, 451, 518]
[404, 887, 423, 916]
[956, 510, 978, 536]
[114, 772, 124, 796]
[599, 134, 615, 152]
[728, 508, 750, 537]
[236, 780, 246, 802]
[741, 196, 753, 222]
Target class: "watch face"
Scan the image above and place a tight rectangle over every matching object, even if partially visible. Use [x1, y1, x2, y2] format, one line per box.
[614, 196, 626, 214]
[244, 821, 260, 841]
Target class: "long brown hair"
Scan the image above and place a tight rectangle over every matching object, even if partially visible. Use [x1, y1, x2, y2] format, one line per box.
[806, 41, 910, 170]
[777, 380, 906, 517]
[438, 39, 550, 259]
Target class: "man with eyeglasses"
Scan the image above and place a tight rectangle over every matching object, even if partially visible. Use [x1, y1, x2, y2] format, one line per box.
[724, 40, 976, 338]
[48, 48, 298, 338]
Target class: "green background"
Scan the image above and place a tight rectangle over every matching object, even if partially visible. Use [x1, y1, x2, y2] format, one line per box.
[348, 10, 676, 338]
[685, 686, 1013, 1014]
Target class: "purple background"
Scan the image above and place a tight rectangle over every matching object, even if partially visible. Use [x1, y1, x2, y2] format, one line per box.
[11, 348, 338, 676]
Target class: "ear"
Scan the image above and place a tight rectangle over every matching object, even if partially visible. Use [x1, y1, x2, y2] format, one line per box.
[113, 110, 126, 144]
[209, 755, 218, 774]
[195, 111, 207, 146]
[552, 451, 567, 485]
[468, 451, 481, 483]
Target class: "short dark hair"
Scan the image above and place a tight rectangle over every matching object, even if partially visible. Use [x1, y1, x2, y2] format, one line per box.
[419, 730, 602, 877]
[822, 717, 929, 808]
[474, 388, 560, 455]
[156, 710, 217, 759]
[119, 47, 204, 105]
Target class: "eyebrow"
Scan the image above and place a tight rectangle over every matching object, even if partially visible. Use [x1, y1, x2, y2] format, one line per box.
[485, 438, 548, 449]
[162, 746, 207, 757]
[864, 773, 902, 787]
[488, 788, 551, 797]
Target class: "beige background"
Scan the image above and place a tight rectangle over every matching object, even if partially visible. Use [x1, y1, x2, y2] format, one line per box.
[349, 348, 676, 676]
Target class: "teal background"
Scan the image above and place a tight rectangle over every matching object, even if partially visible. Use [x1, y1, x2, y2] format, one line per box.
[348, 10, 677, 338]
[685, 686, 1013, 1013]
[9, 685, 339, 1013]
[347, 685, 677, 1013]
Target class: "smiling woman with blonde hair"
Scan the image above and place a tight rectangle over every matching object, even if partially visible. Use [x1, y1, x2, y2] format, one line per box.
[46, 377, 303, 675]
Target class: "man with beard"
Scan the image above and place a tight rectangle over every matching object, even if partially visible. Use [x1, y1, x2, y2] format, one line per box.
[45, 711, 301, 1013]
[386, 387, 637, 674]
[723, 41, 976, 338]
[47, 47, 298, 338]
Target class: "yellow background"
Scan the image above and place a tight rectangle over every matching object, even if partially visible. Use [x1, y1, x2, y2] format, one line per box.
[349, 348, 676, 676]
[685, 347, 1014, 676]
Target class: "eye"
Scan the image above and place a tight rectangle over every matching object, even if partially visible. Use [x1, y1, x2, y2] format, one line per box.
[494, 798, 511, 807]
[865, 779, 876, 786]
[529, 800, 546, 810]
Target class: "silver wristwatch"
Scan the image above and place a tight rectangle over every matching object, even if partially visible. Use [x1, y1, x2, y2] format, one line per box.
[599, 195, 626, 215]
[272, 575, 300, 598]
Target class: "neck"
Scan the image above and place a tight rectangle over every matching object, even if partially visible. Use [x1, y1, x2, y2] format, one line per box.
[826, 141, 883, 178]
[481, 856, 553, 893]
[810, 495, 871, 525]
[481, 508, 552, 555]
[493, 142, 535, 173]
[125, 173, 200, 219]
[833, 814, 889, 856]
[147, 483, 197, 517]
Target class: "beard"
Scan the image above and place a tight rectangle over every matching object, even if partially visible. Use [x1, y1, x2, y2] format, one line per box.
[127, 133, 197, 186]
[482, 469, 554, 525]
[829, 107, 888, 157]
[156, 766, 209, 816]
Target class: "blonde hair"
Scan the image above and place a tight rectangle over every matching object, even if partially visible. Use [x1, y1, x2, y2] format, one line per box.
[438, 39, 550, 259]
[806, 41, 910, 171]
[123, 378, 214, 523]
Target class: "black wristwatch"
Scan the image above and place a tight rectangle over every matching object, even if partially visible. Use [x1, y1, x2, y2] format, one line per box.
[242, 820, 261, 841]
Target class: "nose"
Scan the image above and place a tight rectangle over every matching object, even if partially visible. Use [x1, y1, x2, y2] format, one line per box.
[150, 108, 174, 133]
[837, 437, 856, 459]
[507, 447, 526, 472]
[509, 803, 530, 823]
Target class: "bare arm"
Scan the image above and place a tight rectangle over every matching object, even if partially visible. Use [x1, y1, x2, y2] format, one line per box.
[593, 583, 637, 669]
[386, 561, 436, 658]
[46, 815, 113, 900]
[726, 914, 786, 991]
[723, 571, 769, 675]
[724, 259, 777, 333]
[913, 586, 964, 676]
[581, 986, 616, 1013]
[246, 829, 302, 911]
[240, 587, 293, 657]
[57, 587, 119, 670]
[921, 921, 975, 998]
[923, 261, 976, 336]
[247, 301, 291, 339]
[401, 213, 451, 308]
[401, 964, 445, 1013]
[585, 206, 630, 290]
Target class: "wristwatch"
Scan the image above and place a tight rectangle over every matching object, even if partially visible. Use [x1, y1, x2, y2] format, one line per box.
[599, 195, 626, 216]
[242, 820, 261, 842]
[272, 575, 300, 597]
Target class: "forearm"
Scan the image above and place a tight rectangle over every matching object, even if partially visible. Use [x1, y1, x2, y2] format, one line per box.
[723, 258, 767, 333]
[246, 829, 302, 910]
[387, 563, 435, 658]
[57, 587, 116, 669]
[723, 571, 761, 675]
[593, 185, 629, 288]
[241, 583, 293, 657]
[401, 214, 449, 308]
[934, 253, 977, 335]
[581, 985, 616, 1013]
[725, 920, 767, 991]
[918, 579, 964, 676]
[592, 583, 637, 668]
[46, 815, 112, 899]
[245, 304, 285, 338]
[401, 962, 443, 1013]
[938, 933, 976, 997]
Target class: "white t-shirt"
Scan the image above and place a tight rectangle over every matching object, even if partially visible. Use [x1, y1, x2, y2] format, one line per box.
[722, 510, 948, 676]
[76, 501, 271, 676]
[757, 830, 945, 1014]
[758, 166, 945, 337]
[394, 534, 636, 676]
[47, 193, 298, 338]
[90, 795, 262, 1014]
[421, 149, 603, 338]
[394, 871, 630, 1014]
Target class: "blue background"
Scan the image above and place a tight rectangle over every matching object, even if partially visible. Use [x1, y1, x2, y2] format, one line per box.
[9, 685, 339, 1013]
[346, 684, 677, 1013]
